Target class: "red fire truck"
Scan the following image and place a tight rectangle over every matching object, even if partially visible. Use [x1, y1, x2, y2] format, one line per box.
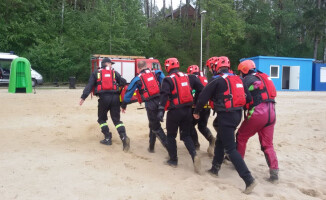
[91, 54, 163, 103]
[91, 54, 162, 83]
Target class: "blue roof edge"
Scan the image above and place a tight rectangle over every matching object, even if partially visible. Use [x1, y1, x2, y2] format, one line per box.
[240, 56, 315, 62]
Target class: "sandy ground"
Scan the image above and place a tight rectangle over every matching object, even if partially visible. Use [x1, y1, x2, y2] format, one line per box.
[0, 88, 326, 200]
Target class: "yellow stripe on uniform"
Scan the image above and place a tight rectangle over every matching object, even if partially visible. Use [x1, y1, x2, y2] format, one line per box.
[100, 123, 108, 128]
[115, 123, 124, 129]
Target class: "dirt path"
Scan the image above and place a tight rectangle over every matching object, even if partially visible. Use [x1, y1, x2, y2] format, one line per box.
[0, 89, 325, 200]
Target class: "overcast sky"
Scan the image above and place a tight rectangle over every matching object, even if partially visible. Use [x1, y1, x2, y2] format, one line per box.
[156, 0, 184, 10]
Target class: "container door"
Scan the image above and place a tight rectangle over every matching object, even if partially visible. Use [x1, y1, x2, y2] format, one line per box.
[289, 66, 300, 90]
[113, 61, 122, 75]
[122, 61, 135, 83]
[320, 67, 326, 83]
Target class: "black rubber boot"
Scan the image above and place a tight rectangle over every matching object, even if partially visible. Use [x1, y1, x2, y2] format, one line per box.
[166, 158, 178, 167]
[268, 169, 279, 183]
[153, 128, 167, 149]
[100, 132, 112, 145]
[207, 132, 216, 157]
[119, 132, 130, 152]
[148, 130, 156, 153]
[193, 154, 201, 174]
[243, 178, 258, 194]
[207, 163, 221, 177]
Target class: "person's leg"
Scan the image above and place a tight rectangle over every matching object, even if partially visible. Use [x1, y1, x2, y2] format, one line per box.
[190, 108, 200, 149]
[146, 106, 167, 150]
[208, 117, 224, 175]
[198, 108, 215, 156]
[258, 103, 279, 181]
[210, 111, 256, 192]
[165, 109, 179, 166]
[110, 94, 129, 152]
[97, 97, 112, 145]
[236, 106, 266, 158]
[180, 107, 201, 173]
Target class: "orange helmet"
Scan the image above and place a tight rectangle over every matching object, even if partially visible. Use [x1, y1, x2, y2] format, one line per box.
[187, 65, 200, 74]
[215, 56, 230, 72]
[164, 58, 179, 73]
[238, 60, 256, 74]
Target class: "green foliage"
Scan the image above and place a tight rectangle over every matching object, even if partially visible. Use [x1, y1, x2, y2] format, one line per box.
[0, 0, 325, 82]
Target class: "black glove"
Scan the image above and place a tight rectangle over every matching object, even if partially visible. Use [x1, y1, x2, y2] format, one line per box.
[121, 101, 127, 109]
[157, 109, 165, 122]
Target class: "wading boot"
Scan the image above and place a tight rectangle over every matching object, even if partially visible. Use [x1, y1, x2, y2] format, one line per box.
[148, 130, 156, 153]
[268, 169, 279, 183]
[207, 134, 216, 157]
[165, 158, 178, 168]
[193, 155, 202, 174]
[122, 136, 130, 152]
[243, 178, 258, 194]
[207, 163, 220, 177]
[100, 132, 112, 145]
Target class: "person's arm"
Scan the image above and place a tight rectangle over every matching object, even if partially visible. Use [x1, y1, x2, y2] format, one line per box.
[115, 71, 127, 87]
[193, 78, 218, 114]
[155, 70, 165, 84]
[80, 72, 97, 105]
[121, 77, 141, 110]
[157, 77, 173, 122]
[188, 75, 204, 104]
[243, 80, 252, 104]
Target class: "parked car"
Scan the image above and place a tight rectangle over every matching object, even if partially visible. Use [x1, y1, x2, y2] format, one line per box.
[0, 66, 43, 86]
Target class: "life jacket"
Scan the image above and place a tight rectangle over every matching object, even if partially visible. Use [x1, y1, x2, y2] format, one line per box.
[215, 73, 246, 111]
[197, 72, 208, 86]
[138, 69, 160, 102]
[119, 84, 139, 103]
[96, 67, 119, 93]
[165, 72, 193, 110]
[254, 72, 276, 102]
[192, 72, 210, 109]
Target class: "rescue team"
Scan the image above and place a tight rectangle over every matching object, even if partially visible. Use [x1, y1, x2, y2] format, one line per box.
[80, 56, 279, 194]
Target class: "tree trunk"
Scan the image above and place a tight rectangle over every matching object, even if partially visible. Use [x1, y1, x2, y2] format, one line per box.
[186, 0, 190, 18]
[171, 0, 173, 20]
[150, 0, 153, 18]
[163, 0, 166, 17]
[74, 0, 77, 10]
[180, 0, 182, 18]
[314, 0, 322, 59]
[145, 0, 150, 26]
[61, 0, 64, 34]
[314, 36, 320, 59]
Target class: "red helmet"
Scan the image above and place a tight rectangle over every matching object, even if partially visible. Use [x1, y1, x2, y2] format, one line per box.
[187, 65, 200, 74]
[238, 60, 256, 74]
[215, 56, 230, 72]
[206, 57, 219, 71]
[164, 58, 179, 73]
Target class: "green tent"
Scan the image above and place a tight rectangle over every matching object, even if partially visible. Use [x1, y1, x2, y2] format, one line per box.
[8, 57, 32, 93]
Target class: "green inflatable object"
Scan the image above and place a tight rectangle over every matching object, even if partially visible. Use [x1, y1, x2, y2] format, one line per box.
[8, 57, 32, 93]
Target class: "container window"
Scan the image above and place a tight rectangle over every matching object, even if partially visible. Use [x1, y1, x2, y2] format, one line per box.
[270, 65, 279, 78]
[321, 67, 326, 83]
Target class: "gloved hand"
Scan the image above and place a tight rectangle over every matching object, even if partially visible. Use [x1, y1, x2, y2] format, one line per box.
[121, 101, 127, 110]
[157, 109, 165, 122]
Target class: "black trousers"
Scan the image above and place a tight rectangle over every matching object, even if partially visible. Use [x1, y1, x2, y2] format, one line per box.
[191, 108, 212, 144]
[97, 93, 126, 139]
[166, 106, 196, 161]
[212, 110, 253, 185]
[145, 97, 166, 147]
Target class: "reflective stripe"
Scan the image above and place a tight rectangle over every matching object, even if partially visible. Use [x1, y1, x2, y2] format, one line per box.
[248, 85, 255, 91]
[247, 107, 255, 119]
[100, 123, 108, 128]
[115, 123, 124, 129]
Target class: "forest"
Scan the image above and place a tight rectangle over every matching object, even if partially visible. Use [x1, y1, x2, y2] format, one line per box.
[0, 0, 325, 82]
